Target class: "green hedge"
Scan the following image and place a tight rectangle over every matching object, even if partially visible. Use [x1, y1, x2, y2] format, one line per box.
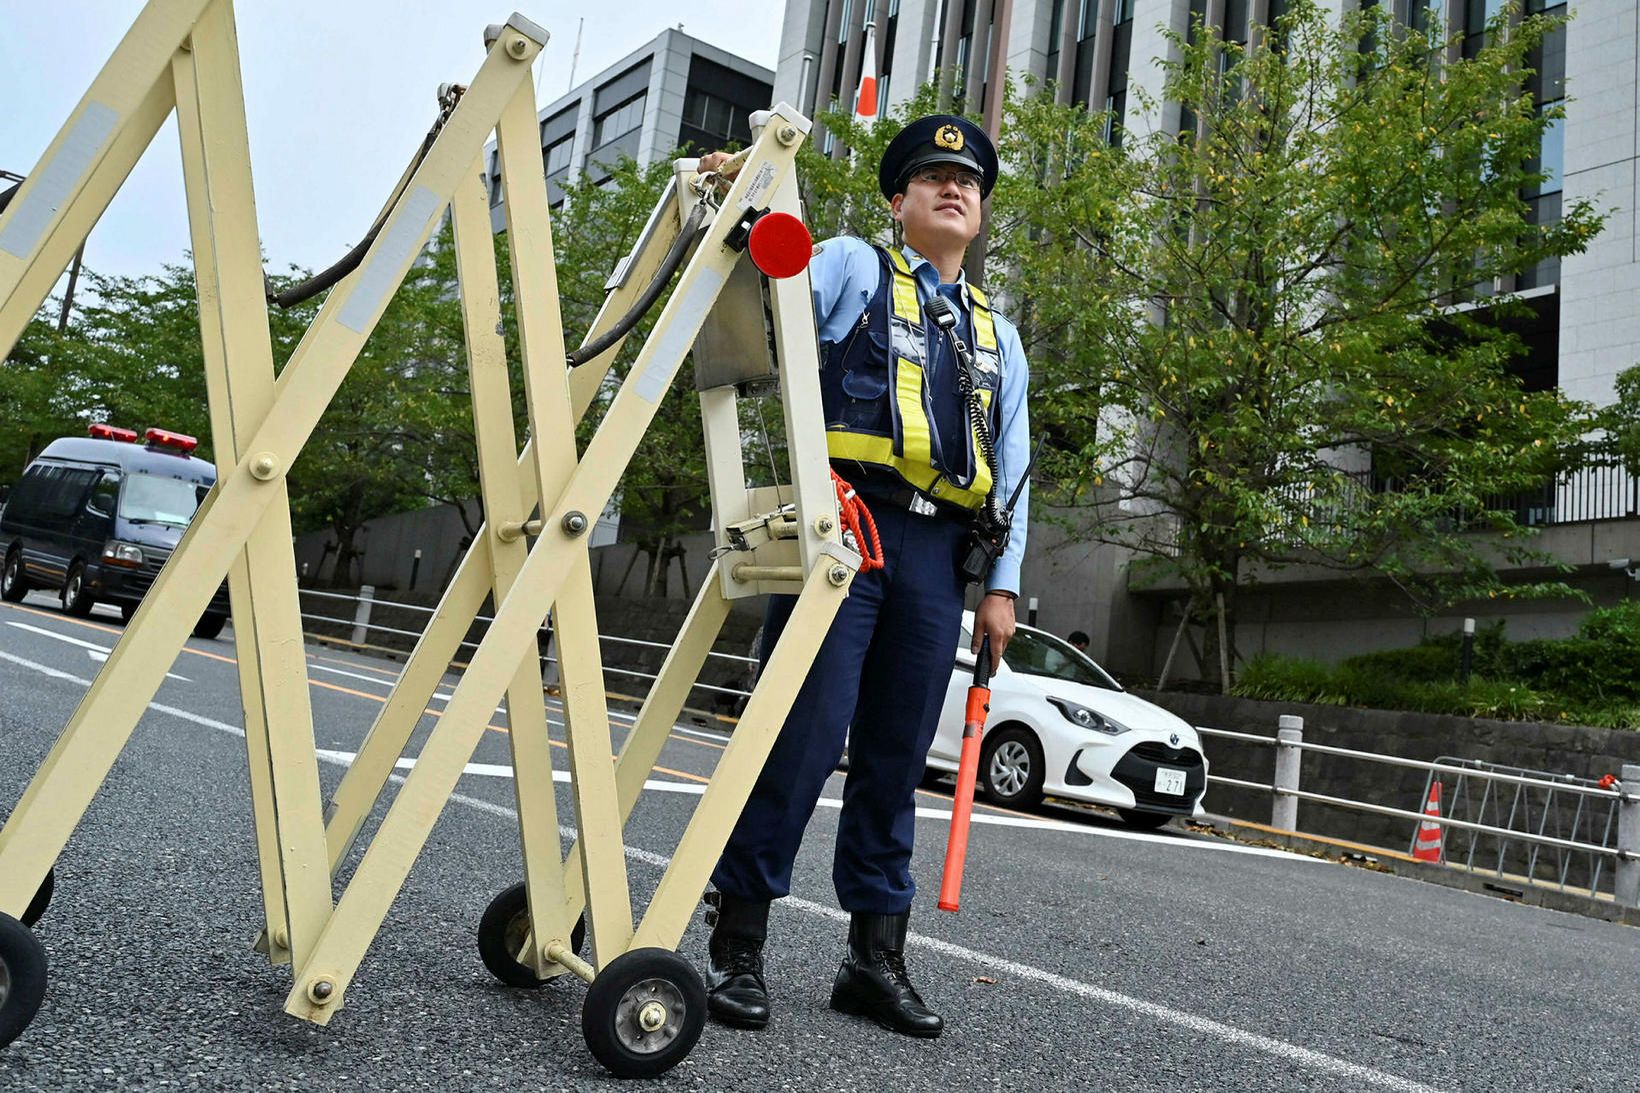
[1232, 602, 1640, 729]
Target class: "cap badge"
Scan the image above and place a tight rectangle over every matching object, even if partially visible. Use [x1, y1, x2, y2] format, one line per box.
[935, 124, 964, 152]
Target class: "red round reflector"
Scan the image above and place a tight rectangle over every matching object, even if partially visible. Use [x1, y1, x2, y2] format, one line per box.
[747, 212, 813, 280]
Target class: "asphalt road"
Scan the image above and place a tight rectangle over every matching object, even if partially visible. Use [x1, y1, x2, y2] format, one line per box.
[0, 590, 1635, 1092]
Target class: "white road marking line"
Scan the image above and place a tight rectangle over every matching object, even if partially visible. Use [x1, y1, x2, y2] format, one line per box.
[441, 795, 1435, 1093]
[671, 724, 732, 743]
[0, 649, 93, 685]
[0, 647, 1307, 861]
[778, 896, 1441, 1093]
[85, 647, 190, 682]
[0, 656, 1436, 1091]
[6, 620, 189, 680]
[312, 747, 703, 795]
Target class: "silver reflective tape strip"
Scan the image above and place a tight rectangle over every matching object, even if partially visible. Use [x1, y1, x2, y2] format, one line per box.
[336, 185, 442, 333]
[0, 101, 119, 259]
[634, 265, 726, 403]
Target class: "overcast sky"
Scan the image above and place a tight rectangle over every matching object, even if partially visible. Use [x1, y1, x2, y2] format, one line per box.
[2, 1, 783, 283]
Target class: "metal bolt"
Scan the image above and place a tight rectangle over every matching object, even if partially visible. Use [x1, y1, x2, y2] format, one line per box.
[827, 564, 849, 587]
[308, 978, 336, 1004]
[777, 125, 800, 146]
[637, 1000, 667, 1032]
[562, 511, 589, 536]
[814, 515, 835, 535]
[249, 452, 280, 481]
[507, 35, 530, 59]
[272, 927, 289, 949]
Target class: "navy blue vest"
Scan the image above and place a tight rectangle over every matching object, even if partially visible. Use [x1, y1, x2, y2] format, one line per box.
[820, 248, 1002, 501]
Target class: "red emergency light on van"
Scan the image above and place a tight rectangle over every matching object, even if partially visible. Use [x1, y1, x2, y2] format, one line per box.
[144, 427, 198, 453]
[88, 423, 139, 442]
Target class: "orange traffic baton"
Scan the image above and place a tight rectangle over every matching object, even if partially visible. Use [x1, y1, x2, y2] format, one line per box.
[938, 634, 993, 912]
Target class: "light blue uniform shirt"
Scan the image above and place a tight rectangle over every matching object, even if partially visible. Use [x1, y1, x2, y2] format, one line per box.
[808, 236, 1031, 596]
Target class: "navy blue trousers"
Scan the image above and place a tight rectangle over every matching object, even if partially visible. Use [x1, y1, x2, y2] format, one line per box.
[711, 502, 967, 914]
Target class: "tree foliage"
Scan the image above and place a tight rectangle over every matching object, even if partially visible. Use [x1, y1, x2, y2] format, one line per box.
[1000, 1, 1604, 685]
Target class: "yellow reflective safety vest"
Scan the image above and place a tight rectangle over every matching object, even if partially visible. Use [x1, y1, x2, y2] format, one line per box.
[821, 246, 1004, 511]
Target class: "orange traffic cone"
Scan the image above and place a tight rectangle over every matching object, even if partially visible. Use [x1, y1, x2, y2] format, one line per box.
[1412, 781, 1444, 863]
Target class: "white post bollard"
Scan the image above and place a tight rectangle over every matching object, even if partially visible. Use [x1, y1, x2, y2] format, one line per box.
[351, 584, 375, 647]
[1272, 714, 1303, 831]
[1616, 763, 1640, 908]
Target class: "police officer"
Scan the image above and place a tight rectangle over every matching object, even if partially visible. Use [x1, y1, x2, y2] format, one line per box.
[696, 115, 1030, 1039]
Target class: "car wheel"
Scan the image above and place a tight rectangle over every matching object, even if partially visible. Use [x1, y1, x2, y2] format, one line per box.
[0, 550, 27, 603]
[979, 725, 1044, 808]
[193, 613, 227, 640]
[61, 561, 95, 617]
[1117, 809, 1174, 831]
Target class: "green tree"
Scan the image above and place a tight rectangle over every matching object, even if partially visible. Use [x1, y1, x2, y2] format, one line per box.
[1593, 365, 1640, 482]
[550, 157, 716, 597]
[2, 255, 478, 587]
[1002, 1, 1603, 687]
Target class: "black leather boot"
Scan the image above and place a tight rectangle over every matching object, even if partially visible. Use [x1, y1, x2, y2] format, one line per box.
[703, 890, 771, 1029]
[829, 912, 943, 1038]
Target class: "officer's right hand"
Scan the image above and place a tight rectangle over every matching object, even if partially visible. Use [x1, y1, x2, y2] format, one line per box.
[696, 151, 740, 178]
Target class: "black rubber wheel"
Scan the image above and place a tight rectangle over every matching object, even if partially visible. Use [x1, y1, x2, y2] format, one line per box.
[0, 550, 27, 603]
[0, 912, 47, 1050]
[1117, 809, 1174, 831]
[581, 948, 706, 1079]
[477, 882, 585, 988]
[192, 613, 227, 640]
[979, 724, 1045, 808]
[21, 869, 52, 930]
[60, 561, 95, 617]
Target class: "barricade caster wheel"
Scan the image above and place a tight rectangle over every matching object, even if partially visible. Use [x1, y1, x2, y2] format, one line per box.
[0, 912, 47, 1049]
[477, 882, 585, 988]
[581, 948, 706, 1079]
[22, 868, 53, 929]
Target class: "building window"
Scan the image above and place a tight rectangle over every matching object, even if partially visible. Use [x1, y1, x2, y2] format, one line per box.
[683, 88, 750, 144]
[593, 94, 645, 148]
[544, 137, 573, 177]
[838, 0, 853, 44]
[1076, 0, 1098, 40]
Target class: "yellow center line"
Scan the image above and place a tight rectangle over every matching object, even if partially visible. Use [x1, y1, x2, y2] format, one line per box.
[308, 649, 405, 678]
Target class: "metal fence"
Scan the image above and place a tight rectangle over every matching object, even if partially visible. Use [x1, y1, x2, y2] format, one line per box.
[1200, 716, 1640, 907]
[294, 584, 757, 709]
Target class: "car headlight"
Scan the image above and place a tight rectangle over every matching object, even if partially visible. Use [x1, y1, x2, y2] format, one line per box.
[1046, 697, 1129, 735]
[101, 541, 144, 567]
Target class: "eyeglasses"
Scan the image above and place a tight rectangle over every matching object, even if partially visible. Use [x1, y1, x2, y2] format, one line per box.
[910, 166, 983, 192]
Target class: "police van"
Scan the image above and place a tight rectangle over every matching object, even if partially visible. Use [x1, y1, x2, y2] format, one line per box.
[0, 424, 231, 638]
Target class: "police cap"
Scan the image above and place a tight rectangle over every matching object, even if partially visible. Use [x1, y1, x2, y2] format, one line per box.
[878, 115, 998, 201]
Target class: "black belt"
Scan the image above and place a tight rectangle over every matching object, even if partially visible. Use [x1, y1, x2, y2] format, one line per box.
[851, 478, 970, 523]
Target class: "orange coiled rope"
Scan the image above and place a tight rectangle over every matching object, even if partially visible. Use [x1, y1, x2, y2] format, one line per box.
[830, 470, 884, 573]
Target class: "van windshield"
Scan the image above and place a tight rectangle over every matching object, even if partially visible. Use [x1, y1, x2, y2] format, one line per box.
[118, 473, 206, 527]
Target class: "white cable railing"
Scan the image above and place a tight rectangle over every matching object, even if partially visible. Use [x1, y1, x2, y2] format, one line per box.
[1196, 721, 1640, 906]
[294, 584, 756, 704]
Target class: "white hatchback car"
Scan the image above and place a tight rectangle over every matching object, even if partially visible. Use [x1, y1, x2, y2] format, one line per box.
[924, 614, 1209, 828]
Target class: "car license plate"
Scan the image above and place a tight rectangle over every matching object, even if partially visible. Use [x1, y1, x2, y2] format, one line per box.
[1154, 767, 1187, 796]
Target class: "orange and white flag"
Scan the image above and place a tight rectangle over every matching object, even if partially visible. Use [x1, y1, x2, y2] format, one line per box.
[854, 22, 880, 124]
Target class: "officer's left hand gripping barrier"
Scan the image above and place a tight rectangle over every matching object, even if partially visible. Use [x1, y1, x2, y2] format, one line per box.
[0, 1, 854, 1076]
